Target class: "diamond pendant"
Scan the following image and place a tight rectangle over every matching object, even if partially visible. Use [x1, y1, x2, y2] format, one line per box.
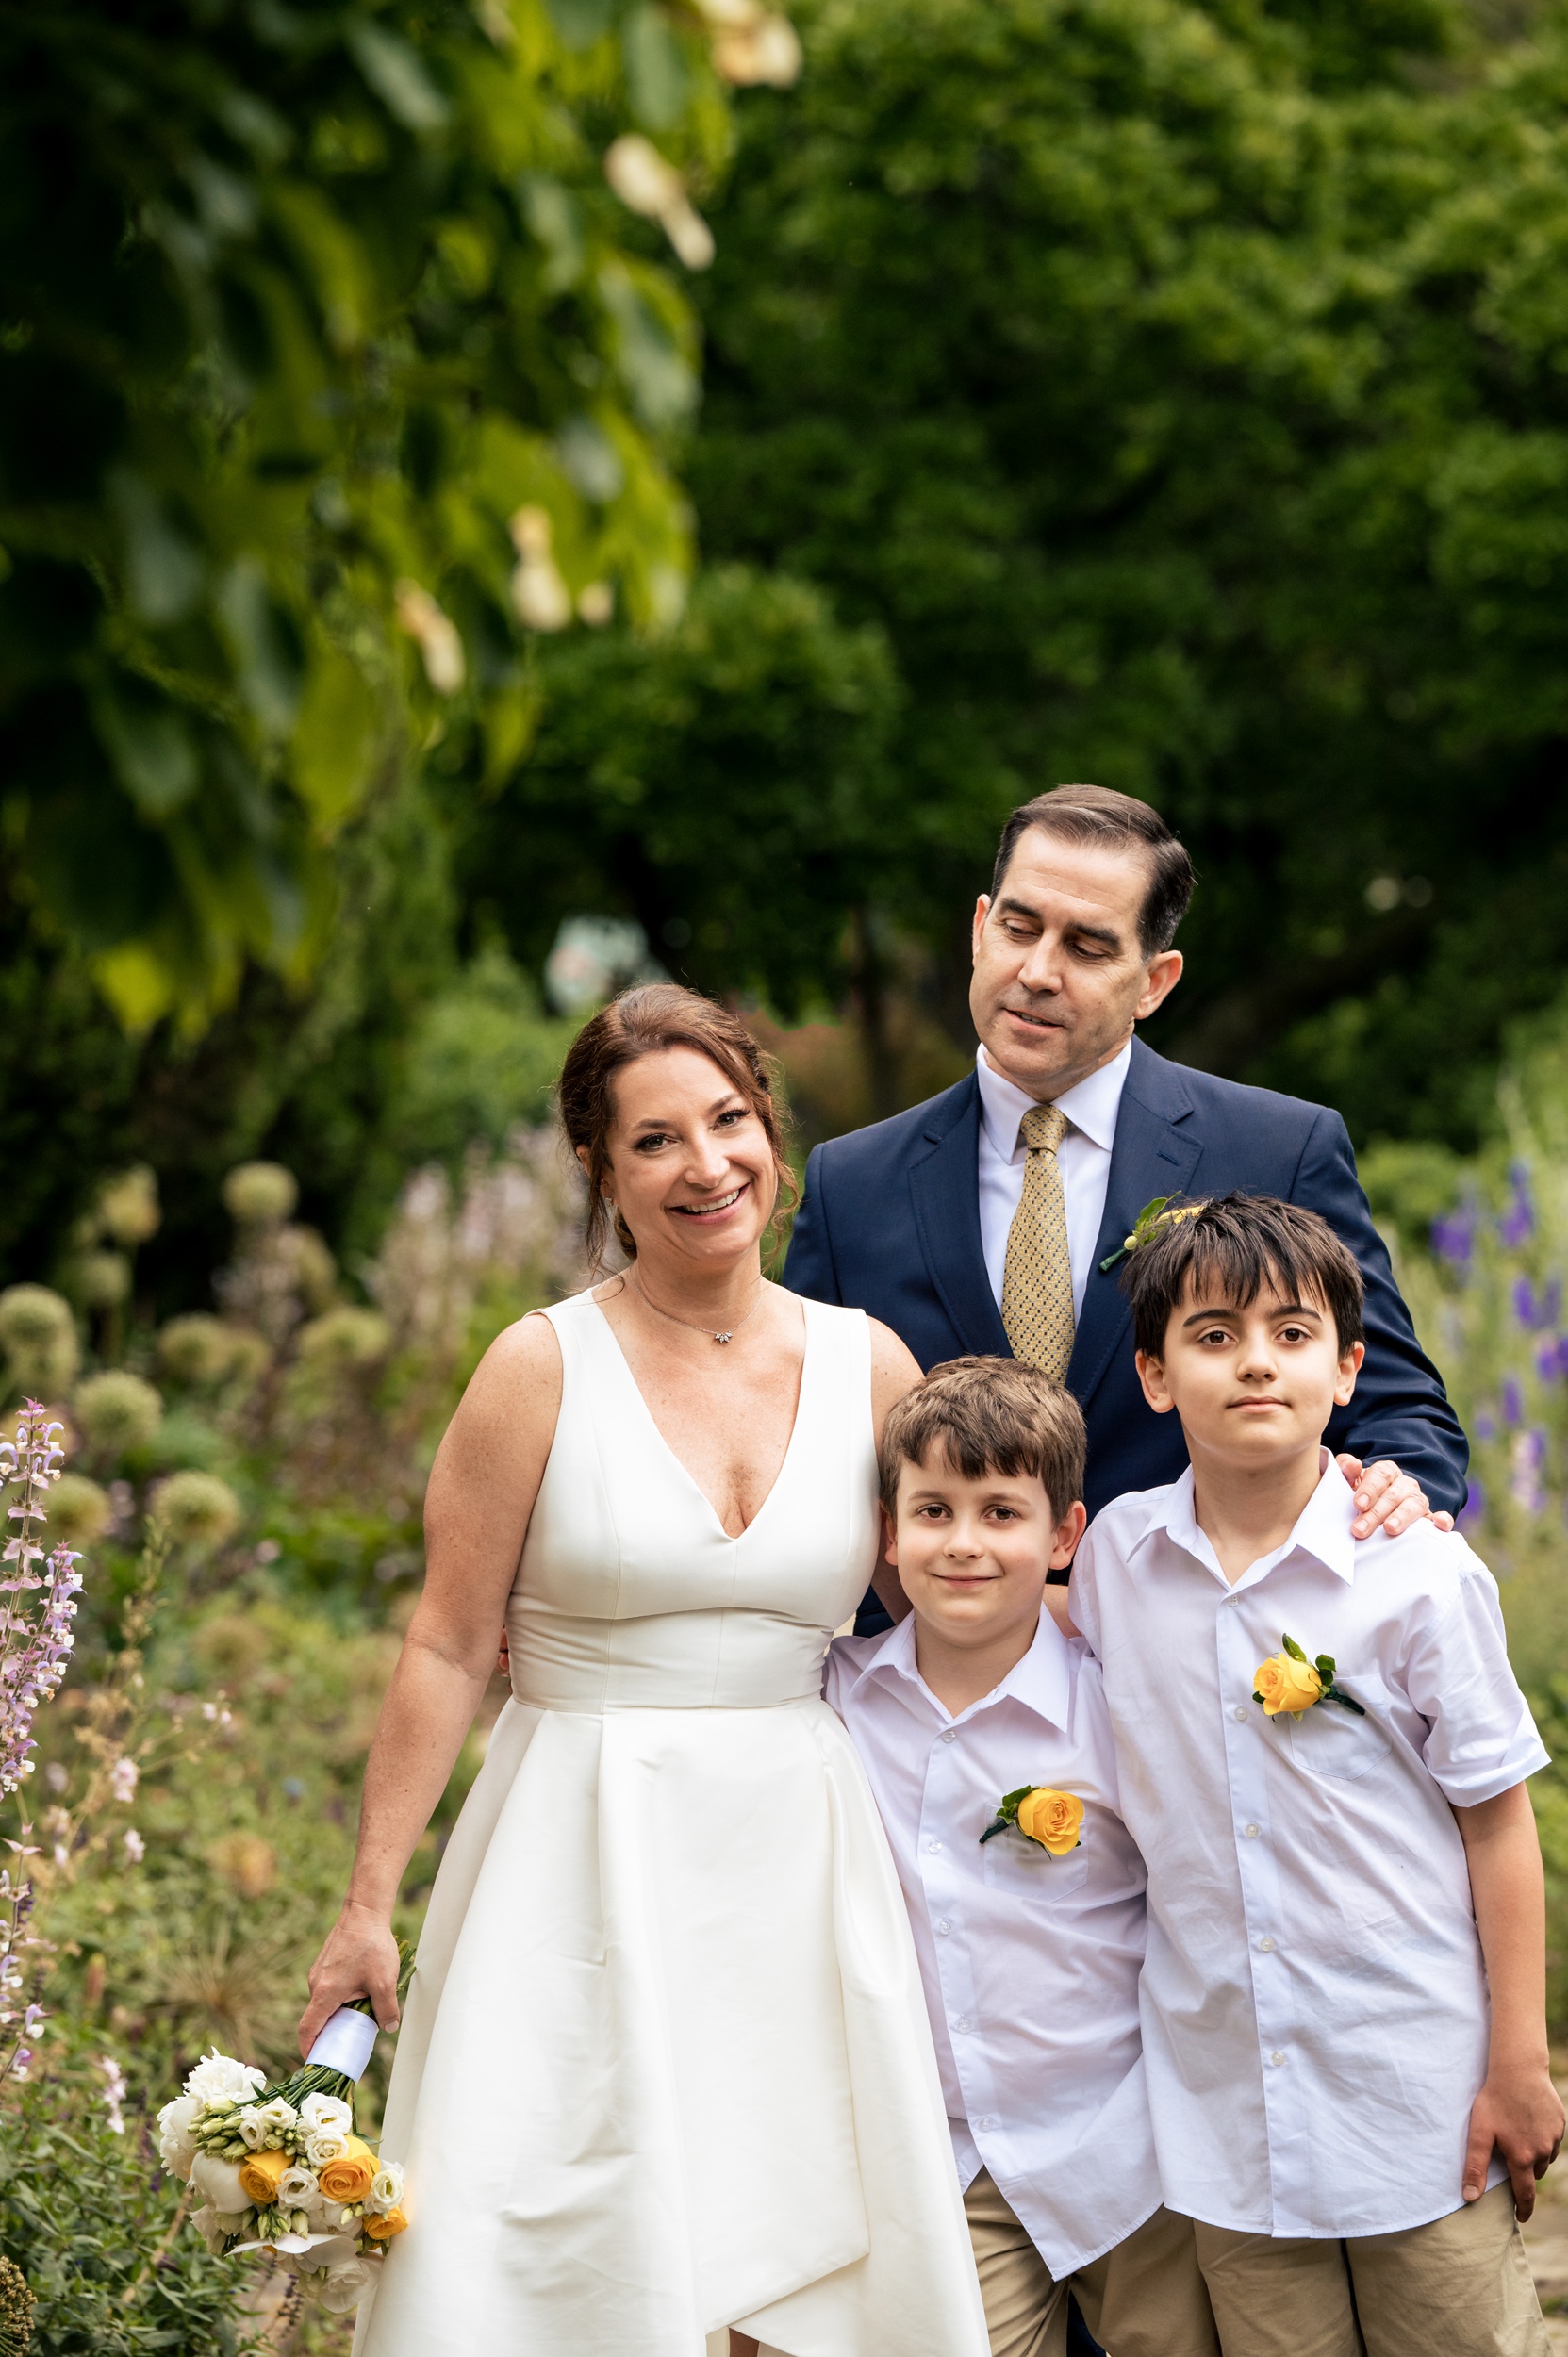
[714, 1331, 733, 1344]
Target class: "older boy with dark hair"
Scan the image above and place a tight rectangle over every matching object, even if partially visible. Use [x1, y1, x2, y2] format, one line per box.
[1070, 1193, 1561, 2357]
[826, 1358, 1219, 2357]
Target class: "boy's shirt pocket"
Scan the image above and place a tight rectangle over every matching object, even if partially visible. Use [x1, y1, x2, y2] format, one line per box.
[1282, 1695, 1394, 1783]
[982, 1829, 1092, 1900]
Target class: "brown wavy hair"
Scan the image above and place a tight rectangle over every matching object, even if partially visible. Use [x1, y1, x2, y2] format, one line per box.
[557, 983, 797, 1272]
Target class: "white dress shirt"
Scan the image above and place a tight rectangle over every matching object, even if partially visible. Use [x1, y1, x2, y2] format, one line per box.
[824, 1610, 1163, 2274]
[975, 1040, 1132, 1321]
[1070, 1456, 1550, 2239]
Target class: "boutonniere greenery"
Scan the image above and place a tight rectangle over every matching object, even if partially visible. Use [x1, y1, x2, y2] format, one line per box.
[979, 1785, 1084, 1855]
[1253, 1633, 1365, 1720]
[1098, 1196, 1207, 1274]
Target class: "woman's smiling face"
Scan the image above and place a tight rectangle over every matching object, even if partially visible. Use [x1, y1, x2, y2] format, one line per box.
[594, 1046, 779, 1268]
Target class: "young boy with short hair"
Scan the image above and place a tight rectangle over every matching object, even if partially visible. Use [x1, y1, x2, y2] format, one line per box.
[826, 1358, 1219, 2357]
[1069, 1191, 1562, 2357]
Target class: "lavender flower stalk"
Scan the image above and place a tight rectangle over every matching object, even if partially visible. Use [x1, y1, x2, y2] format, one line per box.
[0, 1402, 83, 1794]
[0, 1401, 87, 2088]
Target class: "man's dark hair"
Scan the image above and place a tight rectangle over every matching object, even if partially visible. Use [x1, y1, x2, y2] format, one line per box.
[880, 1356, 1087, 1522]
[1121, 1193, 1366, 1359]
[991, 783, 1196, 957]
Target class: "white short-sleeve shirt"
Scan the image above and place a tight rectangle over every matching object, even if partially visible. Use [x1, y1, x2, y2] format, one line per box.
[825, 1610, 1163, 2274]
[1070, 1454, 1550, 2238]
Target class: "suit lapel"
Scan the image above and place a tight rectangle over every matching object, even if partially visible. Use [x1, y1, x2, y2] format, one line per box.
[1068, 1041, 1203, 1410]
[908, 1075, 1011, 1359]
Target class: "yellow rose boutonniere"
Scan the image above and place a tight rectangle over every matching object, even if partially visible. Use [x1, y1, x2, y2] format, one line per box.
[979, 1785, 1084, 1855]
[1253, 1633, 1365, 1721]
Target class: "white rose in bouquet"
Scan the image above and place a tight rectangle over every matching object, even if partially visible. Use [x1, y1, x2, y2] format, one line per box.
[298, 2091, 353, 2137]
[192, 2203, 248, 2257]
[184, 2049, 266, 2106]
[314, 2256, 372, 2314]
[156, 2094, 199, 2180]
[239, 2096, 299, 2149]
[276, 2165, 322, 2211]
[305, 2127, 349, 2170]
[190, 2151, 251, 2214]
[366, 2160, 404, 2215]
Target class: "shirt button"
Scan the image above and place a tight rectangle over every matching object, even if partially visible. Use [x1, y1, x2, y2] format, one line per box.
[953, 2017, 972, 2034]
[935, 1920, 952, 1937]
[1244, 1823, 1261, 1839]
[941, 1730, 957, 1744]
[925, 1839, 942, 1854]
[974, 2117, 996, 2133]
[1259, 1937, 1276, 1953]
[1270, 2051, 1286, 2067]
[1233, 1707, 1248, 1722]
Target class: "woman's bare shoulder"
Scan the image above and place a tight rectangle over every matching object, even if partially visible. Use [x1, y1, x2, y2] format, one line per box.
[866, 1315, 922, 1434]
[454, 1305, 564, 1431]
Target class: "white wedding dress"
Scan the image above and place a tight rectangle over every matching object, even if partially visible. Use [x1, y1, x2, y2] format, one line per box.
[354, 1290, 989, 2357]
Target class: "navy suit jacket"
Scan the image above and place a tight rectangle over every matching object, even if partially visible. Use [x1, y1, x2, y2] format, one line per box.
[784, 1039, 1468, 1528]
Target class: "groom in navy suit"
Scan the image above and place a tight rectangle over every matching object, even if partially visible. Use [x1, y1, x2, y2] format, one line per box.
[785, 783, 1467, 1625]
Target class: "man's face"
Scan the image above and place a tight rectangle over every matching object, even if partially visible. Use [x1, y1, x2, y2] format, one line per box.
[968, 827, 1183, 1097]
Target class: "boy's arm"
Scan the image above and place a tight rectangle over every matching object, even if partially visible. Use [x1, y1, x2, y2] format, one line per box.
[1454, 1784, 1564, 2217]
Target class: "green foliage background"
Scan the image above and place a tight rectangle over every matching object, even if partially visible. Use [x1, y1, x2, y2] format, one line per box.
[9, 2, 1568, 2332]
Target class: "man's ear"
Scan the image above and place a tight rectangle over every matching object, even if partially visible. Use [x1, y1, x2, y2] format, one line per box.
[1133, 948, 1183, 1023]
[1048, 1499, 1088, 1571]
[971, 893, 991, 962]
[1136, 1347, 1175, 1415]
[1334, 1338, 1365, 1408]
[881, 1503, 900, 1566]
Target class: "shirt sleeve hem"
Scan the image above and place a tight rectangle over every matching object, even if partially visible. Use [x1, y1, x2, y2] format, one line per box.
[1431, 1742, 1552, 1809]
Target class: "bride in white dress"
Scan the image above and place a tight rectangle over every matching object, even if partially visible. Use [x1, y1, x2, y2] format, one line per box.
[300, 984, 990, 2357]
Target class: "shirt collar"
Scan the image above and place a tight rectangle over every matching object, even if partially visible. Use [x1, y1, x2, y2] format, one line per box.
[850, 1602, 1075, 1731]
[975, 1039, 1132, 1164]
[1146, 1450, 1360, 1589]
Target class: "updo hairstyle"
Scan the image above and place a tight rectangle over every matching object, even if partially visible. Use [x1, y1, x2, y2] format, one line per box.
[557, 983, 796, 1272]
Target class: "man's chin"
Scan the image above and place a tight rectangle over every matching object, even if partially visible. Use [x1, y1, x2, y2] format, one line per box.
[982, 1016, 1076, 1087]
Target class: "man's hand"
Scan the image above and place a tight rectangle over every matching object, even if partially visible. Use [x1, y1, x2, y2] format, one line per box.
[1462, 2061, 1564, 2217]
[1335, 1454, 1455, 1541]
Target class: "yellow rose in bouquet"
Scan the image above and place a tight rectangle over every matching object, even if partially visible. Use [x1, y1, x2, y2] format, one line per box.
[364, 2208, 408, 2240]
[318, 2136, 379, 2205]
[238, 2146, 291, 2208]
[1015, 1788, 1084, 1855]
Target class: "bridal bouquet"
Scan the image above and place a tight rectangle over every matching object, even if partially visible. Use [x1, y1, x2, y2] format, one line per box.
[158, 1953, 413, 2314]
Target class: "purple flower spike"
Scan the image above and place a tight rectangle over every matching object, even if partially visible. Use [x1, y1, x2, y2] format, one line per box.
[1500, 1165, 1535, 1248]
[1477, 1413, 1496, 1442]
[1458, 1479, 1486, 1530]
[1539, 1337, 1566, 1383]
[1515, 1277, 1563, 1330]
[1431, 1211, 1475, 1270]
[1502, 1377, 1524, 1428]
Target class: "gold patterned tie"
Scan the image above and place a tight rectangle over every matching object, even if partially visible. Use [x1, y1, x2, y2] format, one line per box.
[1001, 1103, 1075, 1378]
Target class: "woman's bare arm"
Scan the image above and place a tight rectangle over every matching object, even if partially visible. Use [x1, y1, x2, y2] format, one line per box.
[867, 1319, 922, 1625]
[297, 1314, 563, 2051]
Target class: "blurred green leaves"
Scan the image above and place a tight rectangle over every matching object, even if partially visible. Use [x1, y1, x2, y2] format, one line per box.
[0, 0, 733, 1030]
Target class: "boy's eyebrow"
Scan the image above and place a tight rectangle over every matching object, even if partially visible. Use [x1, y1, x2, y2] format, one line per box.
[1180, 1299, 1324, 1327]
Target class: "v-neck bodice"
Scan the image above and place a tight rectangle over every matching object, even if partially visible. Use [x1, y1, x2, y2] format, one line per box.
[588, 1295, 810, 1540]
[507, 1290, 879, 1711]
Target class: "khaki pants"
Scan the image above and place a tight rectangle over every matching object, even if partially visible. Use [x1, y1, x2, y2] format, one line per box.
[963, 2168, 1221, 2357]
[1192, 2183, 1548, 2357]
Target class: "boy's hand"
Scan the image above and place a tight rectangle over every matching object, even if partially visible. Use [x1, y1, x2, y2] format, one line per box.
[1461, 2062, 1564, 2217]
[1335, 1454, 1455, 1541]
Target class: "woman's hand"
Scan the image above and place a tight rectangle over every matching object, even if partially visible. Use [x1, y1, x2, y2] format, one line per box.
[298, 1902, 404, 2057]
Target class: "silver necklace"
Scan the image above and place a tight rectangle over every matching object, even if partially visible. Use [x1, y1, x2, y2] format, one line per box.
[630, 1271, 767, 1345]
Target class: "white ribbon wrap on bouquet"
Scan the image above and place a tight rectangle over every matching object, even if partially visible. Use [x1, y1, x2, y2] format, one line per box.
[306, 2005, 380, 2082]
